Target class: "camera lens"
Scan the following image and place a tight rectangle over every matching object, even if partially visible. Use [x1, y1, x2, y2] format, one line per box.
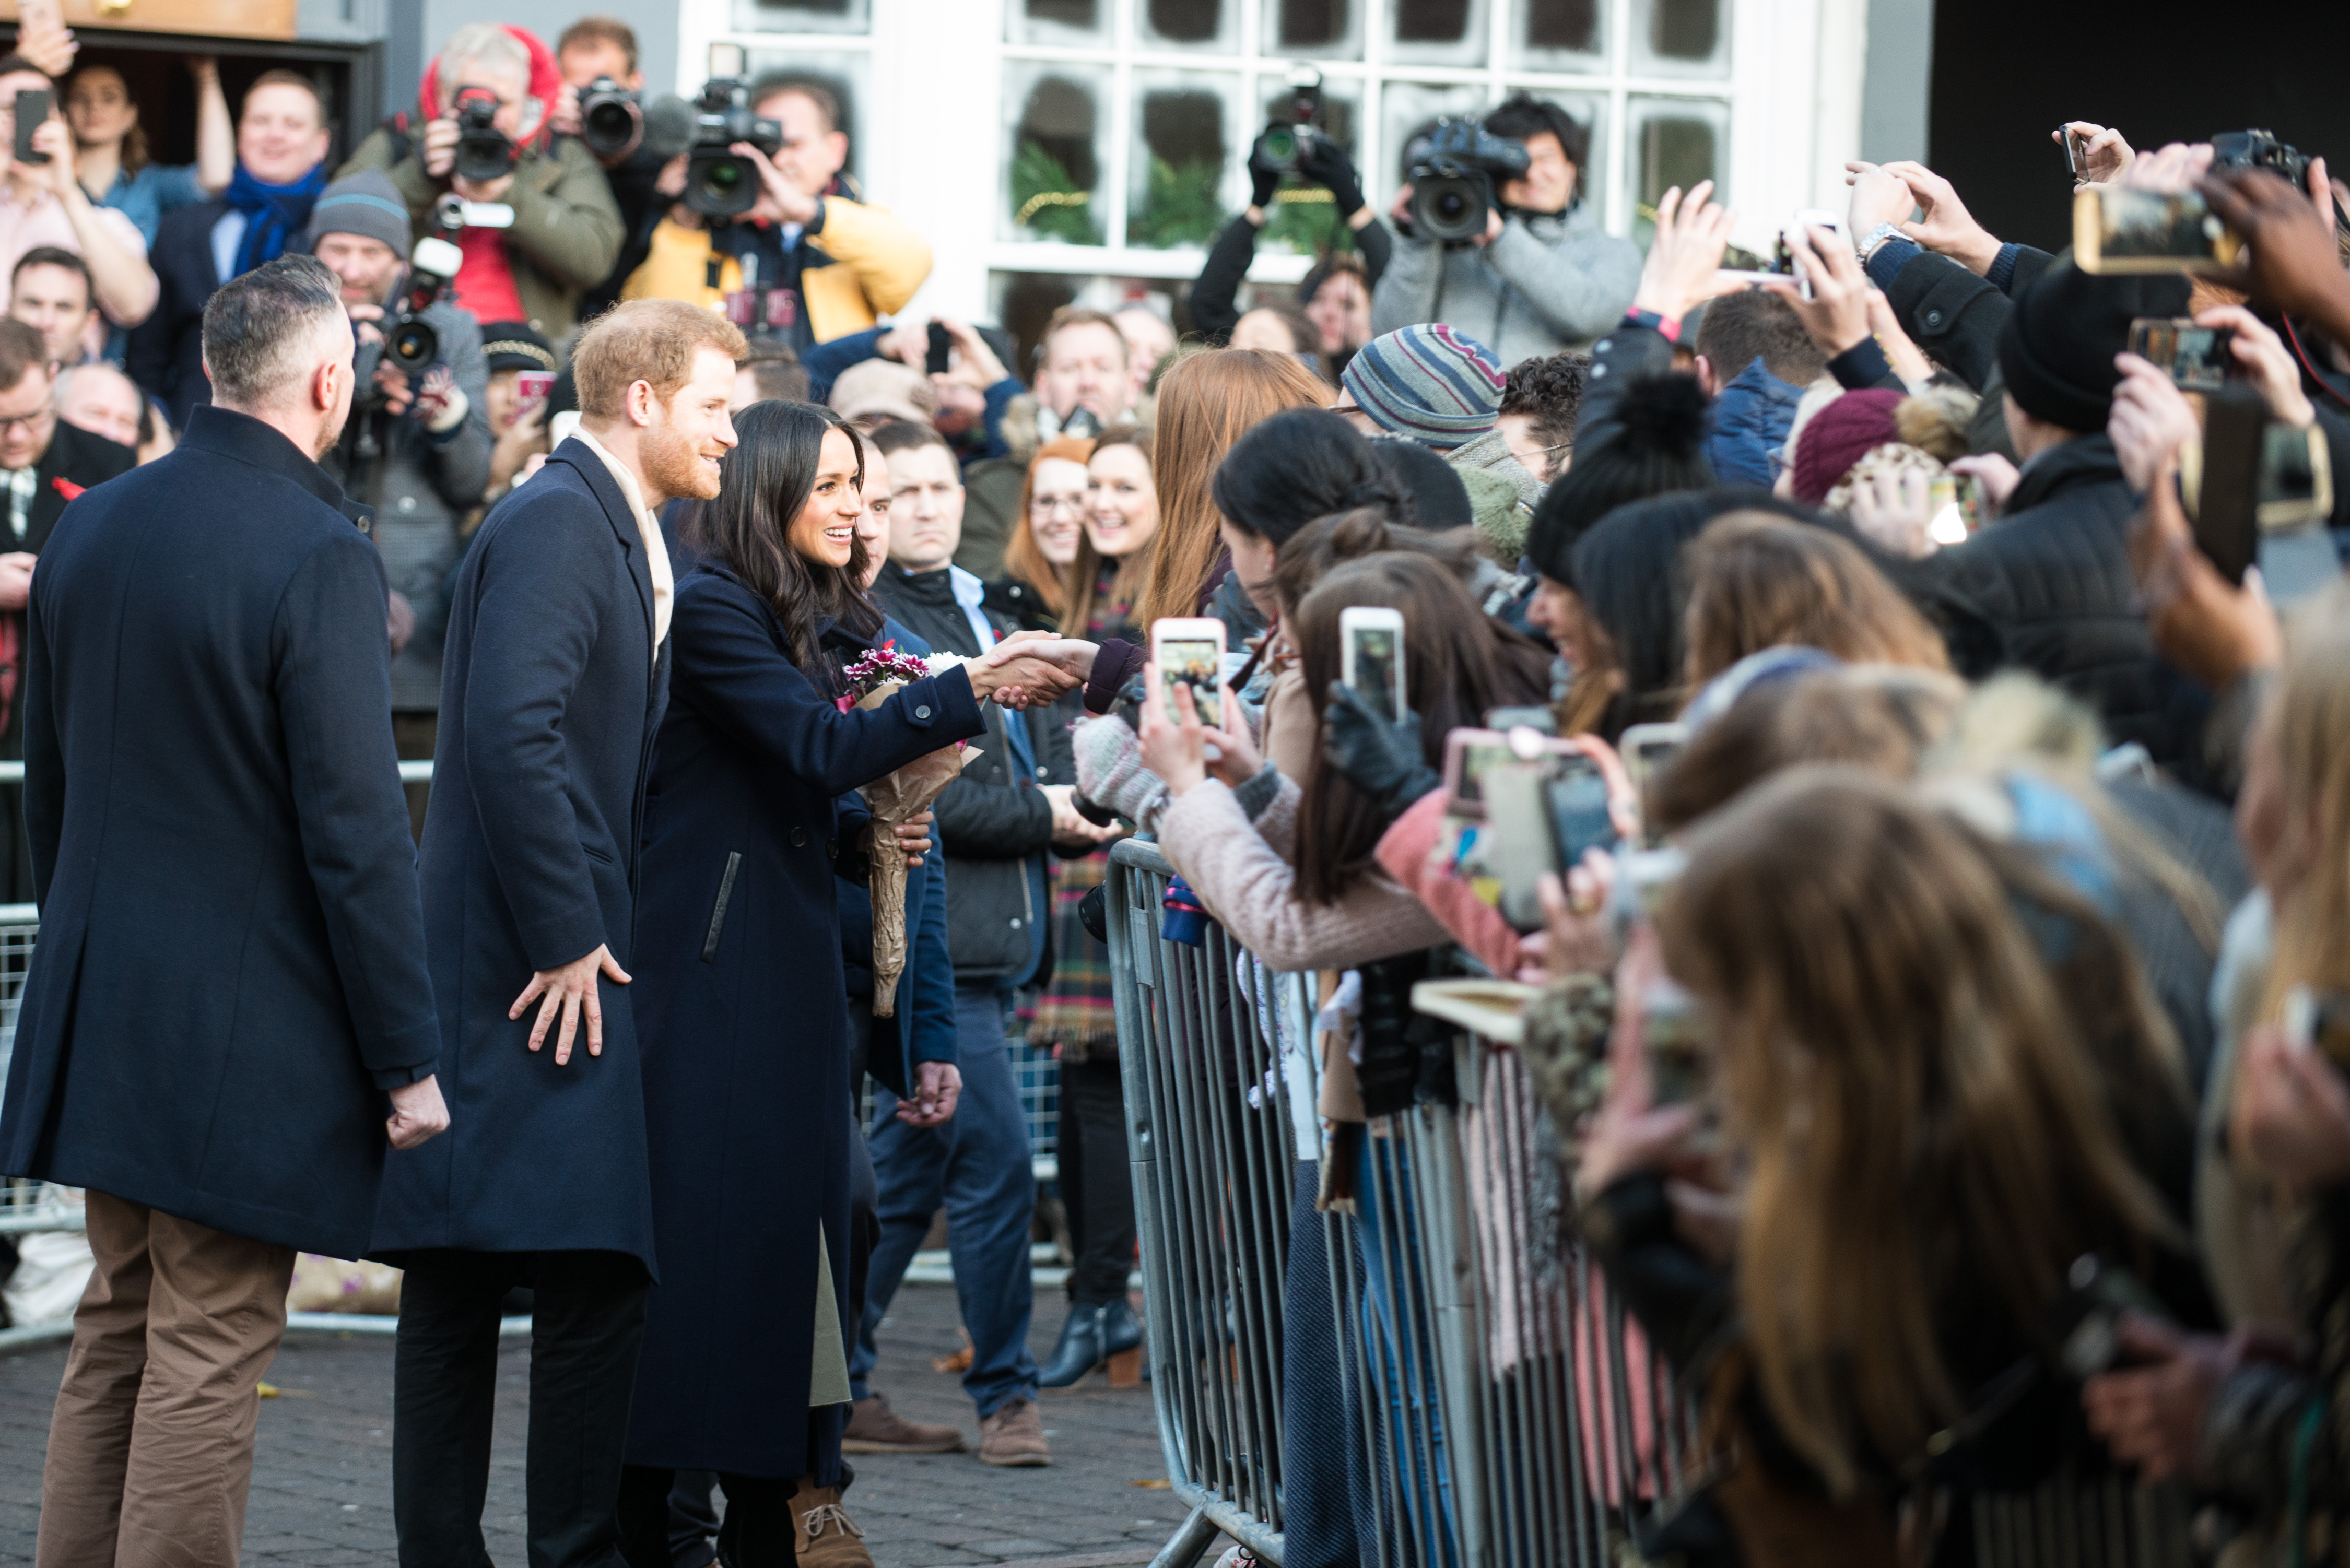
[1262, 127, 1296, 167]
[1435, 190, 1468, 222]
[704, 162, 741, 197]
[388, 319, 438, 373]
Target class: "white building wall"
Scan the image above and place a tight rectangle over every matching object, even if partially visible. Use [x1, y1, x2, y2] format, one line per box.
[675, 0, 1876, 333]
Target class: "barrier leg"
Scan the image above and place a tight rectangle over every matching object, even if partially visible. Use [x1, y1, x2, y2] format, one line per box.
[1152, 1505, 1226, 1568]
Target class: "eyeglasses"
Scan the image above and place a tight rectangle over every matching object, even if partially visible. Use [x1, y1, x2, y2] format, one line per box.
[0, 406, 53, 437]
[1031, 494, 1087, 515]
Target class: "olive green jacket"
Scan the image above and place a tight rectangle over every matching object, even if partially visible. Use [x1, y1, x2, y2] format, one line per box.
[338, 130, 623, 344]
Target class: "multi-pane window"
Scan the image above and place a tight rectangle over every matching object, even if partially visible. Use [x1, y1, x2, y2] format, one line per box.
[997, 0, 1734, 263]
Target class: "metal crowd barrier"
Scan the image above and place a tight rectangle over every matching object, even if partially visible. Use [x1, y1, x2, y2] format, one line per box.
[1107, 838, 1309, 1567]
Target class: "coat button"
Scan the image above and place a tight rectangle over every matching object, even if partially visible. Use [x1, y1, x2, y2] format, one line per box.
[790, 826, 807, 847]
[914, 705, 931, 719]
[397, 494, 417, 513]
[1925, 309, 1944, 327]
[1009, 917, 1021, 928]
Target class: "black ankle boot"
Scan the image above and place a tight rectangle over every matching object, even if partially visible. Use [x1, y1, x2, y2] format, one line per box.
[1037, 1304, 1108, 1389]
[1098, 1297, 1142, 1359]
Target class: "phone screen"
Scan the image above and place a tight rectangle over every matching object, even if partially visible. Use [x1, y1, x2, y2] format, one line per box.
[1158, 639, 1223, 727]
[1442, 733, 1514, 819]
[513, 370, 555, 421]
[2128, 317, 2234, 392]
[1545, 764, 1616, 870]
[1348, 624, 1403, 722]
[13, 90, 50, 166]
[925, 322, 953, 376]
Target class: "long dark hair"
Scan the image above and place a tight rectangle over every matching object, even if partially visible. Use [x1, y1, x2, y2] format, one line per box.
[1211, 406, 1411, 550]
[683, 400, 882, 675]
[1290, 553, 1546, 903]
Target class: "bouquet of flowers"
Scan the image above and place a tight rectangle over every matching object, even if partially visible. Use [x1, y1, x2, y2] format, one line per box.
[841, 643, 979, 1016]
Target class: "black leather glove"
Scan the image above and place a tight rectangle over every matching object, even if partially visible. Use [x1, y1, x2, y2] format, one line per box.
[1248, 135, 1283, 211]
[1323, 681, 1440, 827]
[1297, 134, 1367, 219]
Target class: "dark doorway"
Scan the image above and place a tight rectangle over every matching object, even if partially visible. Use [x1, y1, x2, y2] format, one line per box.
[1929, 4, 2348, 254]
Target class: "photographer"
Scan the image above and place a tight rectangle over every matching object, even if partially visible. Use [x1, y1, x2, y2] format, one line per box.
[303, 171, 490, 832]
[550, 17, 694, 322]
[620, 77, 930, 355]
[339, 23, 621, 346]
[1371, 94, 1638, 365]
[1190, 113, 1391, 377]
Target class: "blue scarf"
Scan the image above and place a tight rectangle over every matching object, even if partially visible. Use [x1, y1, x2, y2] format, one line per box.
[225, 161, 328, 278]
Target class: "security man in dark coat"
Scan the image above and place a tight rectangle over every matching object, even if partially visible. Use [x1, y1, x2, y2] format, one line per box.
[1, 255, 446, 1568]
[373, 298, 748, 1568]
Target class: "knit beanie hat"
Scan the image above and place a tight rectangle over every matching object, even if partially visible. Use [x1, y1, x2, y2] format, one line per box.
[478, 321, 557, 374]
[1998, 260, 2191, 434]
[1790, 388, 1902, 505]
[1341, 324, 1506, 449]
[301, 170, 412, 261]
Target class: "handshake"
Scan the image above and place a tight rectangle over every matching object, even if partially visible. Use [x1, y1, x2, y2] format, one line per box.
[965, 631, 1100, 711]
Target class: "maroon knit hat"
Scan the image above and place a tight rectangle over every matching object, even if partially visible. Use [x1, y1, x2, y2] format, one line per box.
[1790, 388, 1904, 505]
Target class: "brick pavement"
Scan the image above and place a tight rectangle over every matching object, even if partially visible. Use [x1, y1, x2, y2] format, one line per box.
[0, 1284, 1220, 1567]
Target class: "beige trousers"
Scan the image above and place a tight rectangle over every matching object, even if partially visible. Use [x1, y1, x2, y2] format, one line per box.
[35, 1190, 297, 1568]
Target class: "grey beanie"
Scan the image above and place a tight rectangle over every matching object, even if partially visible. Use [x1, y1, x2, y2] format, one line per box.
[302, 170, 413, 261]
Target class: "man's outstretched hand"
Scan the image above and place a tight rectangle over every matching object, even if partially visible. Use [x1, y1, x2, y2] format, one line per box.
[511, 944, 632, 1066]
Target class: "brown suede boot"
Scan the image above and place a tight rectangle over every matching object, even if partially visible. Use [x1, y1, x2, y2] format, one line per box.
[842, 1393, 966, 1453]
[788, 1482, 873, 1568]
[977, 1396, 1052, 1466]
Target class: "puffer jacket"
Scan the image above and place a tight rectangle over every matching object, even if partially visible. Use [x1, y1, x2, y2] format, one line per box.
[1705, 358, 1805, 487]
[1371, 201, 1640, 366]
[1935, 433, 2196, 769]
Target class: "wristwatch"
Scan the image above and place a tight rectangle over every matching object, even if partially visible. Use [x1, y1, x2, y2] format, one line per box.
[1857, 222, 1905, 264]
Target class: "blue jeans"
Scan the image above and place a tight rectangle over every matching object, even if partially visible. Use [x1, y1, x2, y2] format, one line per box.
[852, 985, 1039, 1418]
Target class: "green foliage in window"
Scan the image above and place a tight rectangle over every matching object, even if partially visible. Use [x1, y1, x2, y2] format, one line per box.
[1128, 156, 1226, 250]
[1012, 140, 1101, 245]
[1259, 184, 1355, 256]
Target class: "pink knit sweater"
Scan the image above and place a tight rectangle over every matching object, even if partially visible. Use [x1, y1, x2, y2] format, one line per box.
[1155, 773, 1452, 973]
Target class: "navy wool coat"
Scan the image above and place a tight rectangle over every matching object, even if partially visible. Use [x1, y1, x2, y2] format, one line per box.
[373, 438, 669, 1269]
[624, 567, 985, 1477]
[0, 407, 439, 1258]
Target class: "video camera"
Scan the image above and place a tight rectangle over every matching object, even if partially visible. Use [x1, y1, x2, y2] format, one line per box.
[353, 234, 465, 398]
[686, 76, 783, 219]
[579, 76, 644, 163]
[1252, 64, 1326, 173]
[452, 88, 515, 184]
[1406, 117, 1530, 244]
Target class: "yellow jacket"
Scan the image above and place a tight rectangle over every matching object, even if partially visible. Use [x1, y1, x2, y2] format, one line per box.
[621, 196, 933, 342]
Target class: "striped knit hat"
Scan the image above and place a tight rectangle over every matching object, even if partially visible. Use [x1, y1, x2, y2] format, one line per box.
[1340, 324, 1506, 450]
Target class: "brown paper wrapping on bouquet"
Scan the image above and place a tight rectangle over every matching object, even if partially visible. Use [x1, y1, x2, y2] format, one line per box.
[858, 680, 979, 1016]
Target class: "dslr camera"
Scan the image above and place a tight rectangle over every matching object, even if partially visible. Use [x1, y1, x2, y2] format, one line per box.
[1406, 117, 1530, 244]
[578, 75, 643, 163]
[686, 77, 783, 219]
[452, 88, 515, 184]
[1252, 64, 1326, 173]
[352, 234, 465, 399]
[2211, 128, 2313, 192]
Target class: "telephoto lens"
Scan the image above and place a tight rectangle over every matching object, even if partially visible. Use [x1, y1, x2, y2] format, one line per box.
[579, 76, 644, 162]
[453, 92, 515, 184]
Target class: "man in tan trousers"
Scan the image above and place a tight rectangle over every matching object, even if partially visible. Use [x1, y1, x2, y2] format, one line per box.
[0, 253, 449, 1565]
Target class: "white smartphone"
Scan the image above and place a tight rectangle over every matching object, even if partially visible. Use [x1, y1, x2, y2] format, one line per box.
[1150, 617, 1226, 728]
[1784, 208, 1850, 300]
[1338, 606, 1406, 723]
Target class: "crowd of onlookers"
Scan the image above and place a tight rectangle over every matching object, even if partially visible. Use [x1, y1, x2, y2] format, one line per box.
[7, 6, 2350, 1562]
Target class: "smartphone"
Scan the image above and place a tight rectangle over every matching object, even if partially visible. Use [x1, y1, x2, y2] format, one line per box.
[1441, 728, 1514, 821]
[1483, 705, 1557, 735]
[2128, 317, 2236, 393]
[1641, 975, 1710, 1106]
[12, 89, 49, 167]
[2074, 186, 2244, 275]
[1545, 762, 1616, 870]
[1150, 617, 1226, 729]
[1618, 723, 1688, 797]
[2184, 386, 2337, 582]
[2060, 126, 2088, 180]
[1486, 751, 1616, 931]
[1926, 473, 1983, 546]
[1339, 606, 1407, 723]
[513, 369, 556, 423]
[1782, 209, 1849, 300]
[925, 322, 953, 376]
